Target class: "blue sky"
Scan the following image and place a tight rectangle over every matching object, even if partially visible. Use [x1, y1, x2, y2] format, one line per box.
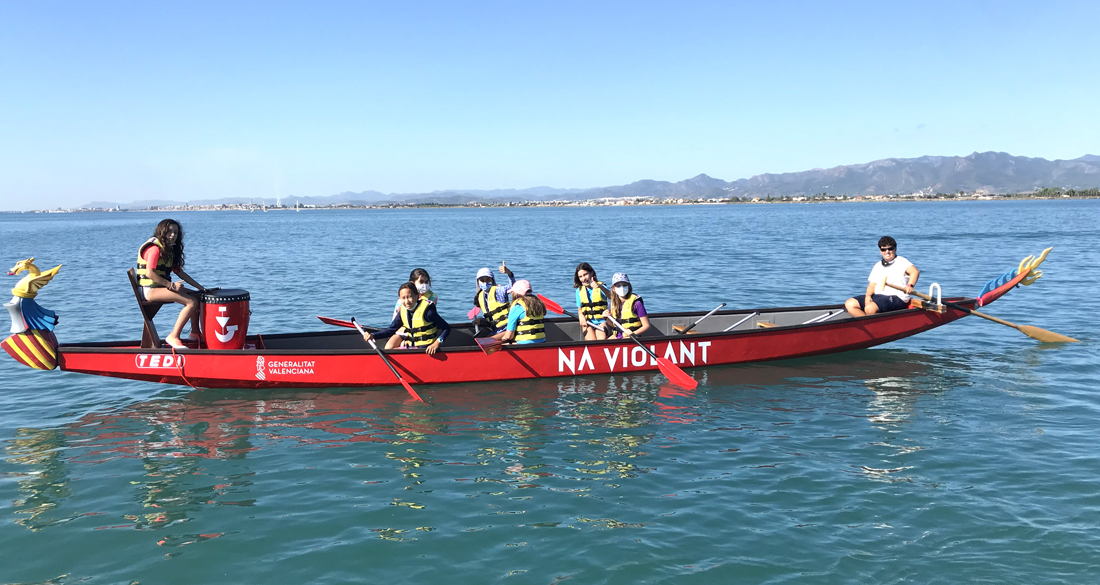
[1, 1, 1097, 210]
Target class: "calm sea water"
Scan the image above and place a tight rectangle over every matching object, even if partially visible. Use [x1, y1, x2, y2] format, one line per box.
[1, 201, 1097, 584]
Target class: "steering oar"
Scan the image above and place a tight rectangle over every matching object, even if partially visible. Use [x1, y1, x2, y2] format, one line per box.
[886, 283, 1078, 343]
[351, 318, 428, 403]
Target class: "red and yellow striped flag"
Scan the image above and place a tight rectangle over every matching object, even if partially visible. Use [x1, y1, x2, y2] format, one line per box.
[2, 330, 58, 370]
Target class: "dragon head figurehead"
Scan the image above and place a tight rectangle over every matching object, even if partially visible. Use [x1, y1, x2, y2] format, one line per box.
[8, 258, 62, 299]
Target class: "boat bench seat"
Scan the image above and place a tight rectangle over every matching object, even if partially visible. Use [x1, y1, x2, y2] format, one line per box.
[126, 268, 167, 348]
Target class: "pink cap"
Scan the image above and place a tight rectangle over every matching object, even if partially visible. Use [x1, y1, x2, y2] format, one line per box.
[511, 279, 532, 296]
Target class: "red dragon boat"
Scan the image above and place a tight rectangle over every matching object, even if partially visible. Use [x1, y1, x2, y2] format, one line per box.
[3, 248, 1060, 390]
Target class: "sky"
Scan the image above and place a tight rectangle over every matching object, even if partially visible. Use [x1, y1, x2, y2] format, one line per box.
[1, 1, 1097, 210]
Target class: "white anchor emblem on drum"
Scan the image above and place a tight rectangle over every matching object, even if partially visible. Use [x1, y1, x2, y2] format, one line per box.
[215, 306, 238, 342]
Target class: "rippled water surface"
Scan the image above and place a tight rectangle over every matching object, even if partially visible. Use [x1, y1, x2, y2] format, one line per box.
[1, 201, 1097, 584]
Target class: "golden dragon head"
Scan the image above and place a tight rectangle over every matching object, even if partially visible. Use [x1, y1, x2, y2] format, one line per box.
[8, 257, 61, 299]
[1018, 247, 1052, 286]
[7, 257, 40, 277]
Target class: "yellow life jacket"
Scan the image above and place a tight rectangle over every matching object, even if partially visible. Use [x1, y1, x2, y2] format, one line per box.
[136, 237, 174, 287]
[579, 283, 607, 320]
[511, 299, 546, 342]
[478, 286, 510, 331]
[400, 296, 439, 347]
[616, 293, 644, 331]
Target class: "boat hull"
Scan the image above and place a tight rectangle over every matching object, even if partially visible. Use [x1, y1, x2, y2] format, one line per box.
[58, 300, 975, 389]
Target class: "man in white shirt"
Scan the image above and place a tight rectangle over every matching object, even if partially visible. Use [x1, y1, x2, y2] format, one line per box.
[844, 236, 920, 317]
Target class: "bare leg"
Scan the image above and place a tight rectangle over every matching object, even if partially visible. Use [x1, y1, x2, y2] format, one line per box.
[593, 324, 608, 340]
[844, 297, 866, 317]
[385, 336, 402, 350]
[144, 287, 199, 346]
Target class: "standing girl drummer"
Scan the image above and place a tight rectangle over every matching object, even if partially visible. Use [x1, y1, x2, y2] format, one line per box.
[604, 272, 651, 338]
[497, 280, 547, 344]
[136, 219, 207, 349]
[573, 262, 608, 340]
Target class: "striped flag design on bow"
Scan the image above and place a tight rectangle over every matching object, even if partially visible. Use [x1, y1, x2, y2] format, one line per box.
[2, 330, 59, 370]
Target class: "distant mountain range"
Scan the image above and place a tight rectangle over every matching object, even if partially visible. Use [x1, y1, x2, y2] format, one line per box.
[81, 151, 1100, 209]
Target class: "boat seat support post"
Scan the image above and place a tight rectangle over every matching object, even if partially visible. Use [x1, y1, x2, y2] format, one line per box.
[127, 268, 167, 349]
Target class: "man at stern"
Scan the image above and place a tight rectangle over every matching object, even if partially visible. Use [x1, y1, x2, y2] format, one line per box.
[844, 236, 920, 317]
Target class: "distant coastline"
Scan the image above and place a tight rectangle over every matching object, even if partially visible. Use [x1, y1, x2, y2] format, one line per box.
[5, 187, 1098, 214]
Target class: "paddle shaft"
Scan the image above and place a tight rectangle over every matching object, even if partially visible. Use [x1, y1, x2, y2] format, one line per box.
[352, 318, 426, 403]
[678, 303, 726, 335]
[886, 283, 1020, 328]
[605, 314, 660, 361]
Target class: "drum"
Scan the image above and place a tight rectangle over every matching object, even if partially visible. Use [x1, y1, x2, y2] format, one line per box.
[200, 289, 250, 350]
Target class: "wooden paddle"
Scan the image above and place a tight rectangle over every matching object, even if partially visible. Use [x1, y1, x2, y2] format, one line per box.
[605, 314, 698, 390]
[351, 318, 428, 403]
[886, 283, 1078, 343]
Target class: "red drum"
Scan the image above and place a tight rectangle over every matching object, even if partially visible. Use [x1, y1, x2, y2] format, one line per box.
[201, 289, 250, 350]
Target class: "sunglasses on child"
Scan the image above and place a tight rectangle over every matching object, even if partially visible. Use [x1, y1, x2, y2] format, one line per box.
[879, 247, 896, 252]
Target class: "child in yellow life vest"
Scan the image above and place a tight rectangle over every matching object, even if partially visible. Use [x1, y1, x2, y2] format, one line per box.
[573, 262, 608, 341]
[497, 280, 546, 344]
[472, 261, 517, 334]
[366, 282, 451, 355]
[393, 268, 437, 319]
[603, 272, 651, 338]
[136, 219, 208, 349]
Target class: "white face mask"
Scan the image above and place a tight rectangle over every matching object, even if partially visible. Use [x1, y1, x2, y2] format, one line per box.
[614, 286, 629, 297]
[416, 283, 431, 294]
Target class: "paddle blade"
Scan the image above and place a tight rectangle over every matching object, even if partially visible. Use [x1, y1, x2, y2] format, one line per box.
[476, 337, 503, 355]
[1018, 325, 1079, 343]
[399, 378, 427, 403]
[537, 294, 565, 315]
[318, 315, 356, 329]
[655, 357, 697, 390]
[467, 306, 480, 320]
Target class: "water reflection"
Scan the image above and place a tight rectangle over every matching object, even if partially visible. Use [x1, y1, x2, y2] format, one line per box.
[3, 348, 962, 531]
[4, 428, 72, 531]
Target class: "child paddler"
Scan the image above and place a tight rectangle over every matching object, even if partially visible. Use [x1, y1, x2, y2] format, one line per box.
[136, 219, 207, 349]
[497, 280, 546, 344]
[393, 268, 437, 319]
[365, 281, 450, 355]
[473, 261, 516, 335]
[603, 272, 651, 338]
[573, 262, 608, 341]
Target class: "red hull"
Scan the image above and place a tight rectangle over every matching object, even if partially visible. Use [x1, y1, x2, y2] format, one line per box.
[58, 300, 975, 389]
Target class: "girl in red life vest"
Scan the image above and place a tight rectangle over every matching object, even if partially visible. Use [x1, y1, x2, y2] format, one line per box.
[136, 219, 208, 348]
[604, 272, 651, 338]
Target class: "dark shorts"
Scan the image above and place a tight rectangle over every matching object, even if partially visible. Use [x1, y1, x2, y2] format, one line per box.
[851, 294, 910, 313]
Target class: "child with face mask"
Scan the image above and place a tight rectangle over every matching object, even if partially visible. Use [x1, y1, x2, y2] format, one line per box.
[367, 281, 450, 355]
[394, 268, 437, 320]
[472, 261, 517, 335]
[603, 273, 651, 338]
